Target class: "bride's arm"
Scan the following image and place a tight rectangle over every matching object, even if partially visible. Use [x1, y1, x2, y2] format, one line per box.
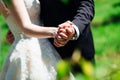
[4, 0, 57, 38]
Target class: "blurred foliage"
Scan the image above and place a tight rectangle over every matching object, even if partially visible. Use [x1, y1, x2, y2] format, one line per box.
[92, 23, 120, 55]
[56, 48, 94, 80]
[92, 0, 120, 27]
[0, 14, 10, 70]
[56, 60, 71, 80]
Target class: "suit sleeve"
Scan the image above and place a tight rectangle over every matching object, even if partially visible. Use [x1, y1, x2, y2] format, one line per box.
[72, 0, 95, 35]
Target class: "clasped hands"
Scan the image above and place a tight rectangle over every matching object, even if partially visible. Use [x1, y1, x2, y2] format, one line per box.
[54, 21, 75, 47]
[6, 21, 75, 47]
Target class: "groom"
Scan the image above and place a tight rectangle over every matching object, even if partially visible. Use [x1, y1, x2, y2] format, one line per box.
[40, 0, 95, 61]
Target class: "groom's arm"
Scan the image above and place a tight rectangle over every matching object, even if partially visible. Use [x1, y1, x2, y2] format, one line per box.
[72, 0, 95, 35]
[54, 0, 95, 47]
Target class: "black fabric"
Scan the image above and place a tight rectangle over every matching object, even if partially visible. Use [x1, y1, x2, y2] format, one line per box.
[40, 0, 77, 26]
[39, 0, 95, 61]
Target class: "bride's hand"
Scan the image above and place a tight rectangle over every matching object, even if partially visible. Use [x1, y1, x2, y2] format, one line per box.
[54, 21, 75, 47]
[6, 30, 14, 44]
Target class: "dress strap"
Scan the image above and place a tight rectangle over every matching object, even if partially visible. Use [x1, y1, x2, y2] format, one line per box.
[0, 0, 10, 15]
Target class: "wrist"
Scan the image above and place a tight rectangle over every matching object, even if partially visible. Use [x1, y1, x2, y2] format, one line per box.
[71, 24, 80, 40]
[71, 31, 77, 40]
[52, 28, 58, 38]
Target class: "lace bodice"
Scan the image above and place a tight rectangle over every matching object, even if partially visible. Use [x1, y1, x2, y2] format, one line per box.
[24, 0, 40, 25]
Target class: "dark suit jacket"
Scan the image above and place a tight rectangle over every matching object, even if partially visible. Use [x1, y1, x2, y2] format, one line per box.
[40, 0, 95, 61]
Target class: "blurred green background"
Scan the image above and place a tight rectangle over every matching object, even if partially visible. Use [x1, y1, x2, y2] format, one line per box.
[0, 0, 120, 80]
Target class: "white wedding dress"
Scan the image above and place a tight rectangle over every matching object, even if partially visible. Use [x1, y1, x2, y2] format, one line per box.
[0, 0, 62, 80]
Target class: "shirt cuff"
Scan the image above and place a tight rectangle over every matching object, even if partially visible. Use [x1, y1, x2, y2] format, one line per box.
[71, 24, 80, 40]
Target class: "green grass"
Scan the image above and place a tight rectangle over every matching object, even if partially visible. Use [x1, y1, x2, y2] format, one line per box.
[92, 23, 120, 55]
[0, 14, 10, 70]
[93, 0, 120, 26]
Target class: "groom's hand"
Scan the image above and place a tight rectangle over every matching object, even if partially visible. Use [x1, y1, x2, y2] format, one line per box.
[54, 21, 75, 47]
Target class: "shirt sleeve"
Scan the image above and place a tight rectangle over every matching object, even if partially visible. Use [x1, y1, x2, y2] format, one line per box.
[71, 24, 80, 40]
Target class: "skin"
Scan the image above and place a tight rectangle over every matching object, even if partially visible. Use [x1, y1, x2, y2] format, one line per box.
[1, 0, 58, 38]
[1, 0, 75, 47]
[6, 30, 14, 44]
[0, 2, 8, 18]
[54, 21, 75, 47]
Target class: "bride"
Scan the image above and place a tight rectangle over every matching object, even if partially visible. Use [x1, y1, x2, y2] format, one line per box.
[0, 0, 73, 80]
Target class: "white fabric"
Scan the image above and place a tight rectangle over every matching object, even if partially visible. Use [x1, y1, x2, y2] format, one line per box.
[0, 0, 75, 80]
[0, 0, 61, 80]
[71, 24, 80, 40]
